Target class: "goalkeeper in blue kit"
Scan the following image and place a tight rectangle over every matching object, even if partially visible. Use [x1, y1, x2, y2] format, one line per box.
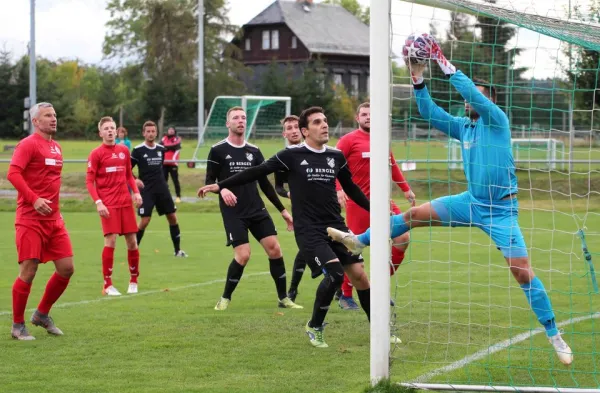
[328, 34, 573, 365]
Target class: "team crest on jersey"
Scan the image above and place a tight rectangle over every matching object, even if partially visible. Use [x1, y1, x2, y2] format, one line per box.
[50, 145, 61, 155]
[118, 152, 125, 159]
[246, 153, 253, 161]
[326, 157, 335, 168]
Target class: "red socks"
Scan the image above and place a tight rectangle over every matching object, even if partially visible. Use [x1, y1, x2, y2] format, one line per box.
[128, 249, 140, 283]
[12, 277, 32, 324]
[390, 249, 405, 276]
[37, 273, 70, 315]
[102, 246, 115, 289]
[341, 274, 353, 297]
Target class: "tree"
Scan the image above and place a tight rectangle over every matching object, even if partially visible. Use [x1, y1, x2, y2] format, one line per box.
[103, 0, 247, 130]
[0, 50, 27, 138]
[323, 0, 369, 25]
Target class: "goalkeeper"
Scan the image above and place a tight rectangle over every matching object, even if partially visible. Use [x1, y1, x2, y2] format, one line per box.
[328, 34, 573, 365]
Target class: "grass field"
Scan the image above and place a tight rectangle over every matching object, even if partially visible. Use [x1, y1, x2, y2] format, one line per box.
[0, 138, 599, 392]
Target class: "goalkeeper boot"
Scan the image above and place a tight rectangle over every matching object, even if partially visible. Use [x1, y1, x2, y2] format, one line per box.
[11, 323, 35, 341]
[549, 333, 573, 366]
[214, 297, 230, 311]
[327, 227, 365, 256]
[278, 297, 303, 309]
[31, 310, 63, 336]
[305, 321, 328, 348]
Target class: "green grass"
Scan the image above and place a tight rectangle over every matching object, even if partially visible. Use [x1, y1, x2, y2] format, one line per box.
[0, 139, 599, 392]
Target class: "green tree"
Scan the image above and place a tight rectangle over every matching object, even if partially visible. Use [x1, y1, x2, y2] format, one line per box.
[323, 0, 369, 25]
[0, 50, 27, 138]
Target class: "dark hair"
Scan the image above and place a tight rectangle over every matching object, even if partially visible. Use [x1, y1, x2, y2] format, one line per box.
[473, 78, 497, 102]
[356, 102, 370, 115]
[298, 106, 324, 130]
[117, 126, 128, 137]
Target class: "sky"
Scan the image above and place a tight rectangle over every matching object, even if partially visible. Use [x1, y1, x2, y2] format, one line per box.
[0, 0, 592, 79]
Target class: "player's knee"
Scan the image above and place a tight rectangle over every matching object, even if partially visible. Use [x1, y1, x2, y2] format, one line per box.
[508, 257, 533, 285]
[392, 232, 410, 251]
[235, 247, 251, 265]
[104, 234, 117, 248]
[59, 264, 75, 278]
[19, 260, 39, 282]
[125, 235, 138, 250]
[265, 241, 282, 259]
[324, 262, 345, 289]
[139, 218, 150, 230]
[166, 214, 178, 225]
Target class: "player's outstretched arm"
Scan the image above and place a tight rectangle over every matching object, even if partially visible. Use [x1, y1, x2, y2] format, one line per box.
[449, 72, 508, 127]
[337, 165, 370, 212]
[407, 62, 465, 141]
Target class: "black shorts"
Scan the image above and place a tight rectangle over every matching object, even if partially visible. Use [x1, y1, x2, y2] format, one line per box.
[222, 212, 277, 248]
[296, 226, 364, 279]
[138, 188, 176, 217]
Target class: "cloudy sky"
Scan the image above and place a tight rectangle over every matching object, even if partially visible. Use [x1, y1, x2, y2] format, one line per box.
[0, 0, 590, 79]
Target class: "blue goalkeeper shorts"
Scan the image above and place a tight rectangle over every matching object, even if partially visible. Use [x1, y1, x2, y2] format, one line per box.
[430, 191, 528, 258]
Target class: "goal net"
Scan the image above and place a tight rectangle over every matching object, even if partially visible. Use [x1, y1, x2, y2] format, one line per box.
[191, 95, 291, 163]
[369, 0, 600, 391]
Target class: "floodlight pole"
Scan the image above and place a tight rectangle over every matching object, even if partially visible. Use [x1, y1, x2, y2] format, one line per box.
[198, 0, 204, 146]
[29, 0, 36, 134]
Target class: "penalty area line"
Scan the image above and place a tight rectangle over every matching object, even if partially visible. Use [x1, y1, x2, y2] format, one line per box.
[0, 271, 271, 317]
[411, 312, 600, 383]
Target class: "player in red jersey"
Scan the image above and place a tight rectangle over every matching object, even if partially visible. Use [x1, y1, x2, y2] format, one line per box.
[87, 117, 143, 296]
[335, 102, 416, 310]
[7, 102, 75, 340]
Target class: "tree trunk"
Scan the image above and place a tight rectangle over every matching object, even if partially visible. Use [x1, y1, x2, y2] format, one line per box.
[158, 106, 166, 137]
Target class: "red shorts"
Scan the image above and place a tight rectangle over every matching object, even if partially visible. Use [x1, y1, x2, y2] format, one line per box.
[346, 200, 401, 234]
[101, 205, 138, 236]
[15, 218, 73, 264]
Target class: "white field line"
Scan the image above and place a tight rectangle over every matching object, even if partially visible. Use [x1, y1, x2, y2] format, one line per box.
[0, 271, 271, 317]
[411, 312, 600, 383]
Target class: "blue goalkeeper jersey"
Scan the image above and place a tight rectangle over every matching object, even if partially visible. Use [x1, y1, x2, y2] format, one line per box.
[414, 71, 518, 202]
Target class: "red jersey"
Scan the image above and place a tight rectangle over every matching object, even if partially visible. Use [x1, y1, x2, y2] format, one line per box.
[8, 133, 63, 221]
[86, 144, 138, 208]
[161, 135, 181, 166]
[335, 129, 410, 202]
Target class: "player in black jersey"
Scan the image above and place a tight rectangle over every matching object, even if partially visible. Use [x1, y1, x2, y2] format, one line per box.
[199, 107, 399, 348]
[275, 115, 307, 302]
[131, 121, 187, 257]
[205, 106, 302, 311]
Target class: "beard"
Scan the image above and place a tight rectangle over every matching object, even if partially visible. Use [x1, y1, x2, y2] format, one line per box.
[360, 125, 370, 132]
[467, 110, 479, 120]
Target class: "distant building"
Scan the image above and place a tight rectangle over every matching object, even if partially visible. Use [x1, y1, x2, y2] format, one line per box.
[231, 0, 370, 96]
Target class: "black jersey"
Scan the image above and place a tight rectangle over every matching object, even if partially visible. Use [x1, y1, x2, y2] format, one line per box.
[217, 143, 370, 234]
[206, 139, 285, 218]
[274, 170, 289, 198]
[131, 143, 169, 192]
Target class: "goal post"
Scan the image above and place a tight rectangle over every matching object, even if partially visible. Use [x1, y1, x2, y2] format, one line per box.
[371, 0, 600, 391]
[191, 95, 291, 162]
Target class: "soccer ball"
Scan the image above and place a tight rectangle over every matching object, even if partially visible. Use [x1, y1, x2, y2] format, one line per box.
[402, 32, 436, 65]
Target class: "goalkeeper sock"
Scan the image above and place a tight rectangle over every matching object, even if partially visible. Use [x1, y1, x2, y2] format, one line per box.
[357, 214, 411, 246]
[521, 277, 558, 337]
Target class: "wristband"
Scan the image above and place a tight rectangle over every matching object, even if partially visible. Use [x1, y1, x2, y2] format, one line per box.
[95, 200, 102, 205]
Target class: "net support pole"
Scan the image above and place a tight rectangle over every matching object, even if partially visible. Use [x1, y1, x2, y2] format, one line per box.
[369, 0, 392, 384]
[568, 98, 574, 172]
[29, 0, 36, 135]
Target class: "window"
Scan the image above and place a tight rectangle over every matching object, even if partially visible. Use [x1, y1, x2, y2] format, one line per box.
[245, 38, 251, 51]
[366, 76, 370, 94]
[271, 30, 279, 50]
[333, 73, 343, 86]
[291, 36, 297, 49]
[351, 74, 359, 96]
[262, 30, 270, 50]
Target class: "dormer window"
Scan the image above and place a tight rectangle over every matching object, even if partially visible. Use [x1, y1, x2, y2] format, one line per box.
[291, 36, 297, 49]
[262, 30, 270, 50]
[271, 30, 279, 50]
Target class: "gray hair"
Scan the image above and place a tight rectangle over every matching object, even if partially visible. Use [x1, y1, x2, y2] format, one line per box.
[29, 102, 53, 119]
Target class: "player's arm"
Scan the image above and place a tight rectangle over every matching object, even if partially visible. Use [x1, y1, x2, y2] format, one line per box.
[85, 151, 111, 218]
[337, 164, 370, 212]
[205, 148, 220, 185]
[274, 171, 290, 199]
[6, 142, 40, 205]
[449, 71, 508, 127]
[334, 136, 350, 208]
[390, 152, 416, 206]
[254, 150, 286, 212]
[130, 148, 144, 189]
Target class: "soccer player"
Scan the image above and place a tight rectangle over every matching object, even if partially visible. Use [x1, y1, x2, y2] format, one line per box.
[162, 126, 182, 203]
[204, 107, 301, 311]
[86, 116, 143, 296]
[132, 121, 188, 258]
[334, 102, 415, 310]
[199, 106, 401, 348]
[7, 102, 75, 340]
[327, 35, 573, 365]
[274, 115, 306, 301]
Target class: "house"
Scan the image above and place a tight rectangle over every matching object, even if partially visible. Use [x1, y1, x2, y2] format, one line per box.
[232, 0, 370, 96]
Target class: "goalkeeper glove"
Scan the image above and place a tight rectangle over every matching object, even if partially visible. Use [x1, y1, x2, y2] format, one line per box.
[428, 39, 456, 76]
